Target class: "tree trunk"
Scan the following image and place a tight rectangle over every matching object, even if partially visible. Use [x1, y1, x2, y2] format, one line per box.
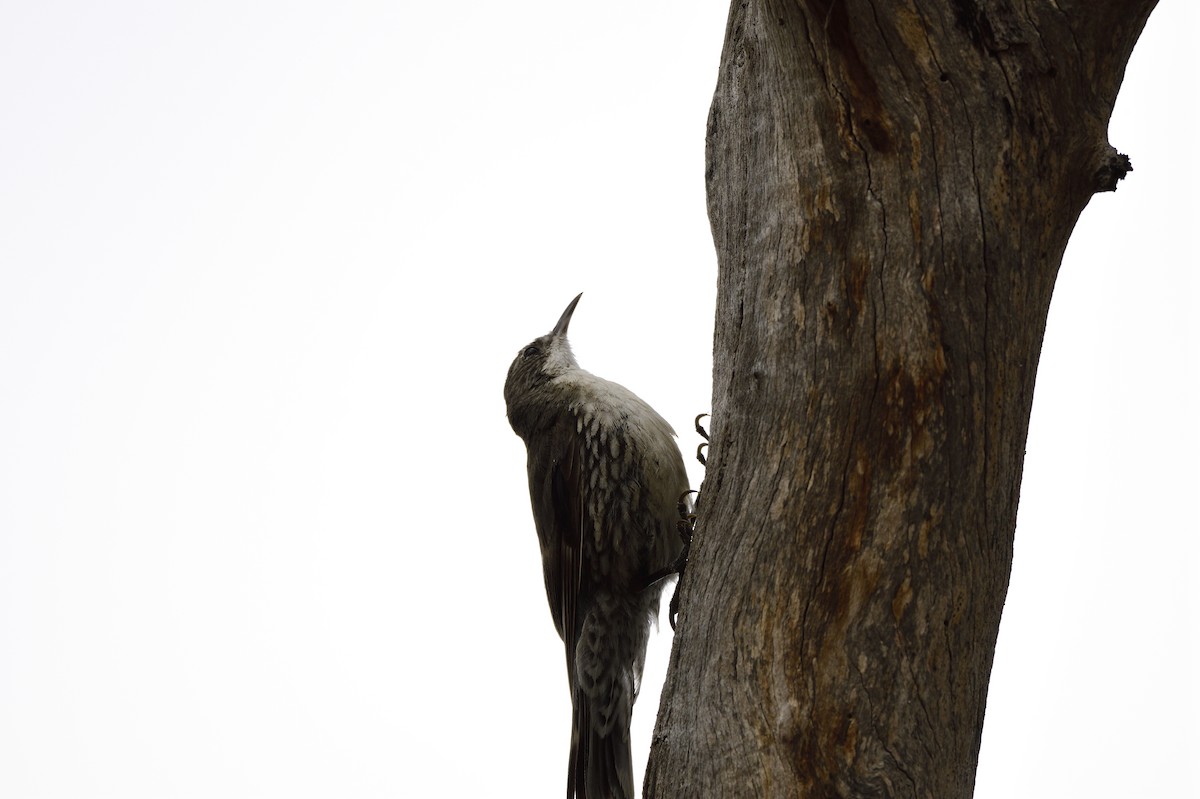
[646, 1, 1156, 797]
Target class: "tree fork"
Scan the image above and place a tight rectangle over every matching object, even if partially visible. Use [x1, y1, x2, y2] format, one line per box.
[646, 1, 1157, 797]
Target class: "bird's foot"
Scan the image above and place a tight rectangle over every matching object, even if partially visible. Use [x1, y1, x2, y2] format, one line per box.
[668, 488, 700, 630]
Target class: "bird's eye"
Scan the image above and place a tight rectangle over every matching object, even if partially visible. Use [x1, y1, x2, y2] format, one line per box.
[523, 345, 540, 358]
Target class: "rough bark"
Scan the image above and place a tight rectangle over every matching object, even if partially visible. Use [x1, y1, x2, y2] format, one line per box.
[646, 1, 1156, 797]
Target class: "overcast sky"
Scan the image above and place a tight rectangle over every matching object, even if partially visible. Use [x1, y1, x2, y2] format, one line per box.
[1, 2, 1196, 797]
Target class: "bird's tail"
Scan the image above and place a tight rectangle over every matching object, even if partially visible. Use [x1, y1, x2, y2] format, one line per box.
[568, 694, 634, 799]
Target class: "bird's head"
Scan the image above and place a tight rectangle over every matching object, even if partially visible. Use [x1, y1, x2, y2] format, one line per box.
[504, 293, 582, 427]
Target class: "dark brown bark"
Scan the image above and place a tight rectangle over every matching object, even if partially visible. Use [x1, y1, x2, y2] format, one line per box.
[646, 1, 1156, 797]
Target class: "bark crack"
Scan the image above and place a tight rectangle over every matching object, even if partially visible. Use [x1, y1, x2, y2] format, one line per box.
[794, 2, 838, 652]
[855, 665, 918, 798]
[949, 57, 993, 531]
[1048, 0, 1083, 64]
[898, 643, 937, 765]
[911, 5, 952, 284]
[861, 0, 898, 379]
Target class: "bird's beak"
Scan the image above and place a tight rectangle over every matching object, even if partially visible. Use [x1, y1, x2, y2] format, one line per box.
[551, 293, 583, 337]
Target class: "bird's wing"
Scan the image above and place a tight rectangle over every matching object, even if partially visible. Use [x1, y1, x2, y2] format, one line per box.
[528, 413, 590, 694]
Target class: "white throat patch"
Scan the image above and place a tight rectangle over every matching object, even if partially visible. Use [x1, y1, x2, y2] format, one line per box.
[544, 336, 578, 375]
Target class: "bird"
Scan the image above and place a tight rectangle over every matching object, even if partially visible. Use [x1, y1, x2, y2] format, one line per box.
[504, 293, 689, 799]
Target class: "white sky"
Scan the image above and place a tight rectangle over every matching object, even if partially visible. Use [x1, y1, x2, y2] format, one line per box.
[1, 2, 1195, 797]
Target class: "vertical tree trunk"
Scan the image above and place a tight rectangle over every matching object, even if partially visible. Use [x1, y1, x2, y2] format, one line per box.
[646, 1, 1156, 796]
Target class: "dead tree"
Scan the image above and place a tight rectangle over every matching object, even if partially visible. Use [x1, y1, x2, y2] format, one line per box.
[646, 1, 1157, 796]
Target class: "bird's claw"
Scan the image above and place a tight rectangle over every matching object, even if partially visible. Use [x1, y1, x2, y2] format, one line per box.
[669, 490, 699, 630]
[694, 414, 710, 466]
[669, 415, 709, 629]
